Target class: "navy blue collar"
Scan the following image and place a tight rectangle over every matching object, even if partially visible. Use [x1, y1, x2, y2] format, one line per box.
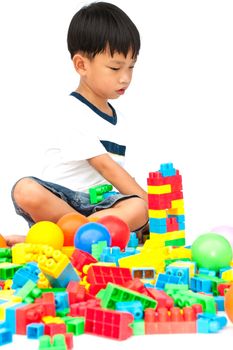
[70, 91, 117, 125]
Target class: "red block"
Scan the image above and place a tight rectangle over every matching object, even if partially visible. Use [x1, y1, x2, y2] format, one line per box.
[146, 288, 174, 310]
[44, 323, 67, 336]
[35, 292, 56, 316]
[66, 281, 86, 305]
[16, 303, 44, 335]
[70, 249, 97, 276]
[85, 307, 134, 340]
[87, 265, 132, 295]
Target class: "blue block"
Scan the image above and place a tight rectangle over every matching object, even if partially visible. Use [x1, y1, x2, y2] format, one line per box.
[166, 266, 189, 284]
[5, 303, 26, 334]
[155, 273, 181, 290]
[160, 163, 176, 177]
[116, 301, 143, 320]
[214, 296, 225, 311]
[0, 328, 13, 346]
[26, 323, 44, 339]
[190, 277, 212, 294]
[127, 232, 139, 248]
[55, 292, 69, 311]
[44, 262, 80, 288]
[197, 313, 227, 333]
[12, 262, 40, 289]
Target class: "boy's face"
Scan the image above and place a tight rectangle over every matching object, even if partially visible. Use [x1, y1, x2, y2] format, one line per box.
[82, 49, 136, 101]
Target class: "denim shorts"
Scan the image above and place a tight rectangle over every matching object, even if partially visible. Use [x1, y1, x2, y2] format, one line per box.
[12, 176, 138, 227]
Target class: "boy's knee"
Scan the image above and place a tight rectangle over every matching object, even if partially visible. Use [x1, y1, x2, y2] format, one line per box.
[12, 177, 41, 208]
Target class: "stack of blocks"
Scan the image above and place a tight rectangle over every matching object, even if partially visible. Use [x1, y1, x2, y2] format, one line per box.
[147, 163, 185, 247]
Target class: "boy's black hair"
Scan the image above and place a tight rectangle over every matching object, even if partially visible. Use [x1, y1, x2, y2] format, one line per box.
[67, 2, 140, 59]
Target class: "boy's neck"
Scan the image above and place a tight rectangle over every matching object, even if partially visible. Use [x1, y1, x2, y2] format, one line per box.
[76, 86, 113, 116]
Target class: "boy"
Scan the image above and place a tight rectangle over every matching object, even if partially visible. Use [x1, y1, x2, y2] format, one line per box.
[7, 2, 148, 246]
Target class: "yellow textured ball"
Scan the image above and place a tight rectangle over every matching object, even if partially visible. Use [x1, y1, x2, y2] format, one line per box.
[26, 221, 64, 250]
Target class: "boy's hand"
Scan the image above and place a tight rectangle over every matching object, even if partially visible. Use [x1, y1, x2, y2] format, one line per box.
[4, 235, 26, 247]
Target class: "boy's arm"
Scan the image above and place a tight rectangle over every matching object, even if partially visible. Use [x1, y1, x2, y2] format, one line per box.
[88, 153, 148, 202]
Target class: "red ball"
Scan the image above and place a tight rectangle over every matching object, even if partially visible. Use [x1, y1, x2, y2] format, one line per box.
[57, 212, 89, 246]
[225, 284, 233, 322]
[97, 215, 130, 250]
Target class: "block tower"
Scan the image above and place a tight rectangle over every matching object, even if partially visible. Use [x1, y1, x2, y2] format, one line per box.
[147, 163, 185, 247]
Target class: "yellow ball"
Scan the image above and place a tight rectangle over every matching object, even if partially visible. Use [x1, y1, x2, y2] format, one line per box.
[26, 221, 64, 250]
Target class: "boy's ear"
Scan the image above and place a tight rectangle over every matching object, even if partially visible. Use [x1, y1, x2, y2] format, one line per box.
[72, 54, 89, 75]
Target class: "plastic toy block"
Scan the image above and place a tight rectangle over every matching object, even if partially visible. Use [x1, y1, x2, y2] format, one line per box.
[123, 278, 149, 296]
[221, 269, 233, 281]
[194, 274, 227, 296]
[132, 267, 155, 281]
[70, 249, 97, 276]
[12, 262, 40, 289]
[42, 316, 65, 324]
[165, 288, 217, 314]
[0, 262, 22, 280]
[131, 320, 145, 335]
[149, 230, 185, 241]
[89, 184, 113, 204]
[39, 334, 67, 350]
[171, 198, 184, 209]
[160, 163, 176, 177]
[16, 303, 44, 334]
[214, 296, 225, 311]
[64, 317, 85, 335]
[155, 273, 182, 290]
[148, 209, 167, 219]
[0, 300, 23, 321]
[96, 283, 157, 310]
[26, 322, 45, 339]
[165, 238, 185, 247]
[4, 302, 26, 333]
[66, 282, 86, 305]
[190, 276, 212, 294]
[35, 292, 56, 317]
[0, 248, 12, 263]
[61, 247, 75, 259]
[54, 292, 69, 312]
[16, 280, 42, 303]
[69, 299, 101, 317]
[91, 240, 107, 260]
[100, 246, 139, 266]
[11, 243, 50, 264]
[85, 306, 134, 340]
[166, 265, 190, 284]
[116, 301, 143, 320]
[86, 265, 132, 295]
[38, 248, 70, 279]
[167, 207, 185, 215]
[44, 323, 67, 336]
[146, 288, 174, 310]
[127, 232, 139, 248]
[147, 184, 172, 195]
[144, 306, 197, 334]
[0, 327, 13, 346]
[217, 283, 232, 296]
[197, 313, 227, 333]
[167, 246, 191, 260]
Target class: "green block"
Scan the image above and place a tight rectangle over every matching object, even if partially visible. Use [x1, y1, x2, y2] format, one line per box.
[56, 308, 70, 317]
[41, 288, 66, 294]
[89, 184, 113, 204]
[165, 238, 185, 247]
[91, 240, 107, 260]
[131, 320, 145, 335]
[66, 317, 85, 335]
[16, 280, 42, 303]
[96, 283, 157, 310]
[195, 274, 227, 296]
[39, 334, 67, 350]
[0, 263, 22, 280]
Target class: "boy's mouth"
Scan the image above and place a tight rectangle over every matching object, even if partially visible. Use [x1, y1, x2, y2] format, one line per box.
[116, 88, 126, 95]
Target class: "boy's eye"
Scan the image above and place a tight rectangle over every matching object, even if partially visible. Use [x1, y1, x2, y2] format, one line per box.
[109, 67, 120, 71]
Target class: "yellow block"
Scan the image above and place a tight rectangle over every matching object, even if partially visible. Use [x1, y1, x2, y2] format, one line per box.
[42, 316, 65, 324]
[167, 207, 185, 215]
[147, 184, 171, 194]
[171, 199, 184, 209]
[61, 246, 75, 258]
[148, 209, 167, 219]
[38, 248, 69, 278]
[149, 231, 185, 241]
[168, 246, 191, 260]
[221, 269, 233, 281]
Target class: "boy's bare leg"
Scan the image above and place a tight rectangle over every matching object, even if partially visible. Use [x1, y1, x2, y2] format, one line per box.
[10, 178, 148, 246]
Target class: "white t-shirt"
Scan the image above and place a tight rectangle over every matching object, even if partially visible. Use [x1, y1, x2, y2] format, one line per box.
[41, 92, 127, 192]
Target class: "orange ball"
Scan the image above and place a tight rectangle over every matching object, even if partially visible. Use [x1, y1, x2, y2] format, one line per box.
[225, 284, 233, 322]
[0, 234, 7, 247]
[57, 212, 89, 246]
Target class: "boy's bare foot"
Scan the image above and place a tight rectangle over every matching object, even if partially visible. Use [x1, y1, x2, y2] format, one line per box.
[4, 235, 26, 247]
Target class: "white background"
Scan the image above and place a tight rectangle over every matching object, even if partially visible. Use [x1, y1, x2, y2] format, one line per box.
[0, 1, 233, 348]
[1, 0, 233, 243]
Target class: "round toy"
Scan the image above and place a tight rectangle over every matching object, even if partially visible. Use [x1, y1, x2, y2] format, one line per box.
[74, 222, 111, 253]
[225, 284, 233, 322]
[0, 234, 7, 247]
[97, 215, 130, 250]
[191, 232, 233, 271]
[57, 212, 89, 246]
[211, 225, 233, 247]
[25, 221, 64, 250]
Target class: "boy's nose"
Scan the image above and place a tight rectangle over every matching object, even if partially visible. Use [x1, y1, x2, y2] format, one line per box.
[119, 72, 132, 84]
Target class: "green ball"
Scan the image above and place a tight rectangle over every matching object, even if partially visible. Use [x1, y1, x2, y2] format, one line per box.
[191, 232, 233, 271]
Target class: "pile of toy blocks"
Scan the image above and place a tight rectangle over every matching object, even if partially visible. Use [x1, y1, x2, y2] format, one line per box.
[0, 163, 232, 349]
